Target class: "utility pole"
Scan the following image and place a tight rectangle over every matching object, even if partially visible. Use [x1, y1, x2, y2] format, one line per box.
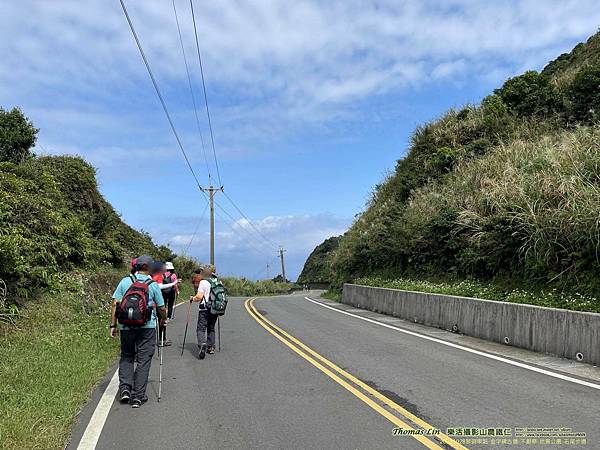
[266, 263, 270, 280]
[279, 247, 287, 282]
[202, 174, 223, 266]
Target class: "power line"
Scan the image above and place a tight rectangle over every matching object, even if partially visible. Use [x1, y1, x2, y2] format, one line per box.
[181, 201, 210, 256]
[189, 0, 223, 187]
[222, 190, 279, 251]
[195, 186, 271, 257]
[172, 0, 211, 181]
[211, 200, 275, 260]
[216, 211, 274, 260]
[214, 197, 277, 255]
[119, 0, 203, 191]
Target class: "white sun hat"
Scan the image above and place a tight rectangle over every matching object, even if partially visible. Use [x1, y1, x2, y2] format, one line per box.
[165, 261, 175, 270]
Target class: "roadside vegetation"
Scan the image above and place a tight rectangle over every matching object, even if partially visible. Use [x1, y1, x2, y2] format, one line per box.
[355, 277, 600, 313]
[300, 31, 600, 310]
[0, 271, 121, 450]
[222, 277, 294, 297]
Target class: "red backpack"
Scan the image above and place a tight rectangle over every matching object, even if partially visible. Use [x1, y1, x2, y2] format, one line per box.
[117, 275, 154, 326]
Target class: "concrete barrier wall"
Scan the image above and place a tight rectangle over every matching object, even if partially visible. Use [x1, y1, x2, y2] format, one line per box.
[342, 283, 600, 365]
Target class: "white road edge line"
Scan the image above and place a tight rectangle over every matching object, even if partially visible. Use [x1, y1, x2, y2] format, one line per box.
[304, 297, 600, 391]
[77, 370, 119, 450]
[76, 301, 186, 449]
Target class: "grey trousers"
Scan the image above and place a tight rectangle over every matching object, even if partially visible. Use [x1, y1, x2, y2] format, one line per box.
[196, 309, 218, 348]
[119, 328, 156, 401]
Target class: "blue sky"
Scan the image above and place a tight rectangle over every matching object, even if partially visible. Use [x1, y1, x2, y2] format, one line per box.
[1, 1, 599, 280]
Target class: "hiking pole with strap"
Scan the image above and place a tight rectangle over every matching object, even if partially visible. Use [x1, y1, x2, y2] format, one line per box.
[158, 325, 164, 402]
[181, 299, 193, 357]
[217, 317, 221, 352]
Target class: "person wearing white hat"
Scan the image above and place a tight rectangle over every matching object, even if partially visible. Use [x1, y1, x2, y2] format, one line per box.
[162, 261, 179, 321]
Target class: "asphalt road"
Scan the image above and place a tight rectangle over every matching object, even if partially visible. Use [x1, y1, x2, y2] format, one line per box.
[69, 292, 600, 449]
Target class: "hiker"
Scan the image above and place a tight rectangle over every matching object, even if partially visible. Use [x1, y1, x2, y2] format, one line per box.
[163, 261, 179, 321]
[150, 261, 179, 347]
[110, 255, 166, 408]
[130, 258, 138, 275]
[191, 266, 218, 359]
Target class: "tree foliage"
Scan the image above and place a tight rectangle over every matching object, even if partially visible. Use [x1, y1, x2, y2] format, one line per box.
[0, 114, 163, 301]
[297, 235, 341, 284]
[0, 107, 37, 164]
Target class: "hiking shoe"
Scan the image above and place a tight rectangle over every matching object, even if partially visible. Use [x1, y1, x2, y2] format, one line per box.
[131, 399, 142, 408]
[119, 390, 131, 403]
[207, 346, 215, 355]
[199, 343, 207, 360]
[159, 339, 172, 347]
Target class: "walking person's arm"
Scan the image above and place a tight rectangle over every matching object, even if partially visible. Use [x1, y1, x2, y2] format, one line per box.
[110, 280, 126, 338]
[150, 283, 168, 325]
[110, 301, 118, 338]
[191, 280, 210, 305]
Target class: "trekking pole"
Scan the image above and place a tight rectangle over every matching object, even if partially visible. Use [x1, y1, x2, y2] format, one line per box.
[217, 317, 221, 352]
[181, 299, 192, 357]
[158, 326, 164, 402]
[155, 320, 161, 360]
[172, 291, 178, 320]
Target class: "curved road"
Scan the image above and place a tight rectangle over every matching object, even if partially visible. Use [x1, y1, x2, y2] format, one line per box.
[68, 293, 599, 449]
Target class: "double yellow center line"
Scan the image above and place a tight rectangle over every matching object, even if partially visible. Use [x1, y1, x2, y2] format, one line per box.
[244, 298, 468, 450]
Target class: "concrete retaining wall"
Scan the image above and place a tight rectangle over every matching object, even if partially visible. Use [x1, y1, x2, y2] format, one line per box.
[342, 283, 600, 365]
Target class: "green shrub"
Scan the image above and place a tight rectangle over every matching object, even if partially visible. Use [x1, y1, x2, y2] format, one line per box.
[221, 277, 293, 297]
[0, 107, 37, 164]
[566, 66, 600, 124]
[494, 71, 562, 118]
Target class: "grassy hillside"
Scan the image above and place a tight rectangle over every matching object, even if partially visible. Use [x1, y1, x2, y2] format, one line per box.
[297, 236, 341, 284]
[306, 31, 600, 306]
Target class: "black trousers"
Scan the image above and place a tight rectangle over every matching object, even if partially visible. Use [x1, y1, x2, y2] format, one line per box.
[119, 328, 155, 401]
[164, 290, 176, 319]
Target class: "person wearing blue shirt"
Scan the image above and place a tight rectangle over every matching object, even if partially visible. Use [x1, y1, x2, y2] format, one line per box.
[110, 255, 167, 408]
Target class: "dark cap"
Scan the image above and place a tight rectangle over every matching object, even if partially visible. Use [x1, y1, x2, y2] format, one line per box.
[135, 255, 154, 268]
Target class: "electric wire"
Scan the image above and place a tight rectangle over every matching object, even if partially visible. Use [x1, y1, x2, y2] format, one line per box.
[222, 190, 279, 250]
[189, 0, 223, 187]
[172, 0, 211, 181]
[182, 201, 210, 256]
[194, 187, 274, 258]
[215, 199, 277, 255]
[121, 0, 283, 268]
[119, 0, 203, 191]
[212, 202, 276, 260]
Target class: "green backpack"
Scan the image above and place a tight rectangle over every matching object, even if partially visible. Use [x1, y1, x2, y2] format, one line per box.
[207, 277, 228, 315]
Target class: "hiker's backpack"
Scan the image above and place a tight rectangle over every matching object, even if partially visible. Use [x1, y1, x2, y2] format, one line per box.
[162, 272, 175, 294]
[207, 278, 228, 315]
[117, 276, 154, 326]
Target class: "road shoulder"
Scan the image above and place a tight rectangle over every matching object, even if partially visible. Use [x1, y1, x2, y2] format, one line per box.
[307, 294, 600, 385]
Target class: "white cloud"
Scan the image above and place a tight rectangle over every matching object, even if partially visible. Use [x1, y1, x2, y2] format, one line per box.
[151, 213, 349, 280]
[2, 1, 599, 145]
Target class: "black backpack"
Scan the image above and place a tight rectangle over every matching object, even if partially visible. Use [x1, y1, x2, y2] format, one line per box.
[162, 272, 175, 294]
[117, 276, 154, 326]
